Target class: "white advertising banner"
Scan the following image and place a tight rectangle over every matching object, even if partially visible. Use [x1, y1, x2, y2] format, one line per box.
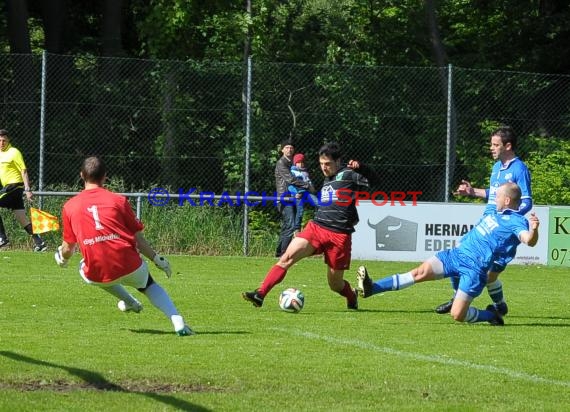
[353, 202, 549, 264]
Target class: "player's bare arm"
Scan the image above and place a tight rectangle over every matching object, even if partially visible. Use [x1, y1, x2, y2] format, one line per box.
[21, 169, 33, 200]
[135, 231, 156, 260]
[60, 241, 76, 259]
[135, 231, 172, 277]
[54, 241, 76, 267]
[346, 159, 360, 169]
[519, 212, 540, 247]
[347, 159, 380, 184]
[454, 180, 486, 199]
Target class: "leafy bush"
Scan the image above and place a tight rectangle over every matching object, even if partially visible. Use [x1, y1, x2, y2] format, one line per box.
[525, 136, 570, 205]
[455, 121, 570, 206]
[1, 184, 278, 256]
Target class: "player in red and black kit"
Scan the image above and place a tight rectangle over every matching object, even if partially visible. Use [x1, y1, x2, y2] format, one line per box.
[243, 142, 378, 310]
[54, 156, 193, 336]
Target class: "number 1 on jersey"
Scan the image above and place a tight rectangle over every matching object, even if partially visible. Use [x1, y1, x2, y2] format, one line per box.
[87, 205, 104, 230]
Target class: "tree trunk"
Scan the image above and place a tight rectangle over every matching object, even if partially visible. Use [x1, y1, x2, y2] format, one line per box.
[102, 0, 125, 56]
[42, 0, 66, 53]
[426, 0, 447, 67]
[6, 0, 31, 53]
[5, 0, 37, 148]
[426, 0, 456, 201]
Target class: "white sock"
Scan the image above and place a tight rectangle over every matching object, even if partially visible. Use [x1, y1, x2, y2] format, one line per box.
[144, 283, 179, 318]
[464, 307, 478, 323]
[103, 284, 139, 305]
[395, 272, 415, 290]
[171, 315, 186, 331]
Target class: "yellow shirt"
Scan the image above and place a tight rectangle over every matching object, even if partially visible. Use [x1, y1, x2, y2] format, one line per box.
[0, 145, 27, 186]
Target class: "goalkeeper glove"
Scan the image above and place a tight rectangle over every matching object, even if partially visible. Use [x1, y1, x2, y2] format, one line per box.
[153, 253, 172, 278]
[54, 246, 69, 268]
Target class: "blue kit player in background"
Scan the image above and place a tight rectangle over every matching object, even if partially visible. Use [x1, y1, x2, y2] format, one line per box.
[435, 125, 532, 316]
[356, 182, 539, 326]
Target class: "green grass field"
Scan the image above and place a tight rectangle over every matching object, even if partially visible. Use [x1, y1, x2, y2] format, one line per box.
[1, 252, 569, 411]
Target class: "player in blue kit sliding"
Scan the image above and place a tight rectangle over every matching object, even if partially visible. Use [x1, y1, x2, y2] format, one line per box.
[435, 125, 532, 316]
[356, 182, 539, 326]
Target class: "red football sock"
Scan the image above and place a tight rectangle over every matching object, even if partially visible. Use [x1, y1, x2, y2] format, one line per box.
[259, 265, 288, 297]
[339, 280, 357, 305]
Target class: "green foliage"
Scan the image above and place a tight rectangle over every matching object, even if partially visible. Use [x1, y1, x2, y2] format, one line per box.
[526, 135, 570, 205]
[455, 120, 500, 192]
[198, 10, 252, 61]
[2, 3, 570, 211]
[28, 18, 46, 54]
[2, 189, 278, 256]
[135, 0, 240, 59]
[248, 209, 280, 241]
[438, 0, 570, 72]
[249, 0, 428, 65]
[136, 0, 199, 58]
[115, 2, 570, 72]
[222, 138, 247, 192]
[2, 0, 570, 73]
[455, 124, 570, 206]
[131, 201, 278, 256]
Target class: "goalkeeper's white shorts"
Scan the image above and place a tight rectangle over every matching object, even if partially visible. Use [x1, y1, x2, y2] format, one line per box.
[79, 260, 149, 289]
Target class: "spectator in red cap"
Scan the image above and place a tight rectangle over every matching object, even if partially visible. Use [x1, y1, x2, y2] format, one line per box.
[288, 153, 317, 234]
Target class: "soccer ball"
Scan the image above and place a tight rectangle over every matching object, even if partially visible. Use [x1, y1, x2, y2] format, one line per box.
[278, 288, 305, 313]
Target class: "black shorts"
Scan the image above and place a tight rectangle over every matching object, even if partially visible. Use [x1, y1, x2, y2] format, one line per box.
[0, 184, 25, 210]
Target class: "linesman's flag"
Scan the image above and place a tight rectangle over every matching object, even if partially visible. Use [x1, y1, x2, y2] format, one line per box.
[30, 208, 60, 234]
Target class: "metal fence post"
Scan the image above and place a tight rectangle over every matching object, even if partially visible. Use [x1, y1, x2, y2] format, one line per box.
[445, 64, 453, 202]
[243, 55, 253, 256]
[38, 50, 48, 209]
[136, 195, 142, 220]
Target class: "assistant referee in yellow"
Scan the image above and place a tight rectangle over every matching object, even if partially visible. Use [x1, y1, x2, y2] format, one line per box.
[0, 129, 47, 251]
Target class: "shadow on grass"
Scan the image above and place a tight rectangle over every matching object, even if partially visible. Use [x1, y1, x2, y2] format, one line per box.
[501, 322, 570, 327]
[508, 314, 570, 321]
[128, 328, 251, 335]
[127, 329, 177, 336]
[0, 351, 212, 412]
[345, 308, 435, 314]
[487, 314, 570, 327]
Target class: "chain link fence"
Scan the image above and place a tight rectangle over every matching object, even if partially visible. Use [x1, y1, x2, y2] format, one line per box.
[0, 52, 569, 252]
[1, 53, 569, 198]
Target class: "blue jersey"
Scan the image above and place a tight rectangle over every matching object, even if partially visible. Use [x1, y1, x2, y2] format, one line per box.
[485, 157, 532, 215]
[457, 209, 529, 272]
[288, 166, 312, 195]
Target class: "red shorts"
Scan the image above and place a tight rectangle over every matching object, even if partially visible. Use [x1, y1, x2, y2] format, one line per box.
[296, 221, 352, 270]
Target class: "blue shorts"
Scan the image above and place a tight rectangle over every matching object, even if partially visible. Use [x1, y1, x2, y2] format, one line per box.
[436, 249, 488, 298]
[490, 245, 518, 273]
[490, 261, 506, 273]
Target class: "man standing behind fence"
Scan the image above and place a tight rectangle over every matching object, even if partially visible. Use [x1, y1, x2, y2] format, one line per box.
[0, 129, 47, 251]
[274, 139, 311, 257]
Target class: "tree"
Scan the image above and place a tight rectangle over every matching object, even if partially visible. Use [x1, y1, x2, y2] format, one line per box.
[41, 0, 66, 53]
[102, 0, 125, 56]
[6, 0, 31, 53]
[525, 135, 570, 205]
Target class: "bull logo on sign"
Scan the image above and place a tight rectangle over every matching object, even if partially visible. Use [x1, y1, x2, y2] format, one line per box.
[367, 216, 418, 251]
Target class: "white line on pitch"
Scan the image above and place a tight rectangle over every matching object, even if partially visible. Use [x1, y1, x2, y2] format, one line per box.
[271, 327, 570, 388]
